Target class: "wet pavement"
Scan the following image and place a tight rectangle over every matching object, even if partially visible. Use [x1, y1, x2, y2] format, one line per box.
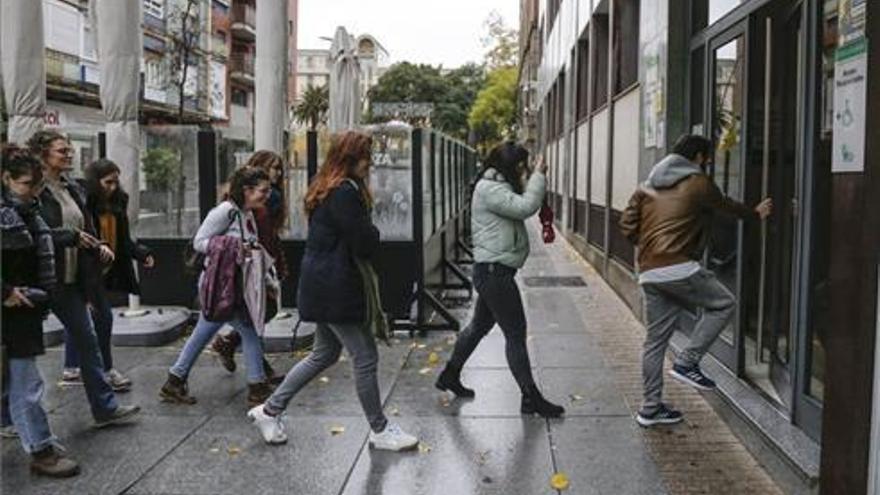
[2, 221, 782, 495]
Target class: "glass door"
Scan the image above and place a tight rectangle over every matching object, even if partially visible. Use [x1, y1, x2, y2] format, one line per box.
[738, 0, 804, 411]
[704, 24, 749, 370]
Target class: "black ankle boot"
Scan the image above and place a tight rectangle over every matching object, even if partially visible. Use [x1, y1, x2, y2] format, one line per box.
[521, 386, 564, 418]
[435, 365, 475, 398]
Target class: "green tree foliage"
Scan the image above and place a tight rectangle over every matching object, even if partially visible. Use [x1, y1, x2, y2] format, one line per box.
[468, 67, 518, 152]
[482, 11, 518, 70]
[367, 62, 485, 141]
[292, 85, 330, 131]
[433, 64, 486, 140]
[142, 147, 180, 191]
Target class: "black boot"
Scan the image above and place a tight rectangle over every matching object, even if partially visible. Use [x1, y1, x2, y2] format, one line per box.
[247, 382, 273, 407]
[159, 373, 197, 405]
[435, 365, 475, 398]
[263, 358, 283, 385]
[521, 385, 564, 418]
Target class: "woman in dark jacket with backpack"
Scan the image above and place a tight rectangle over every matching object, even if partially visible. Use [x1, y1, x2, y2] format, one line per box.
[1, 145, 80, 477]
[60, 159, 155, 392]
[247, 131, 418, 451]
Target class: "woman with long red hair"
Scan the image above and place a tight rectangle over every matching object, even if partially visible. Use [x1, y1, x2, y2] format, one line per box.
[248, 131, 418, 451]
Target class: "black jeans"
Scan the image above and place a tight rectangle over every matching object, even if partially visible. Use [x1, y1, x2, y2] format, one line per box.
[447, 262, 536, 393]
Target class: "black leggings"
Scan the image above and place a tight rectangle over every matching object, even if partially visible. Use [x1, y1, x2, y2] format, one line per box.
[447, 262, 536, 392]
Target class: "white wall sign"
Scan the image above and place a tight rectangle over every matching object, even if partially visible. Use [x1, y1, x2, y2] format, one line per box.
[832, 39, 868, 173]
[210, 61, 227, 120]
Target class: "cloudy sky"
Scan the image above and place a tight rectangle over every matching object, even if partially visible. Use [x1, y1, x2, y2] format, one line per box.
[296, 0, 520, 68]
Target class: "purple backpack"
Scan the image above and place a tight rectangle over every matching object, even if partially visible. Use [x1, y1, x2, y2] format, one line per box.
[199, 235, 243, 321]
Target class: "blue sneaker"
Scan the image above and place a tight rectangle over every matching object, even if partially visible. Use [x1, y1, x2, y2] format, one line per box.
[636, 404, 684, 427]
[670, 364, 717, 391]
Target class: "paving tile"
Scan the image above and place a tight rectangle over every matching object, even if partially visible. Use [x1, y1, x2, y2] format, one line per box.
[387, 367, 525, 418]
[128, 416, 367, 495]
[550, 417, 669, 495]
[2, 414, 205, 495]
[538, 367, 631, 417]
[342, 417, 555, 495]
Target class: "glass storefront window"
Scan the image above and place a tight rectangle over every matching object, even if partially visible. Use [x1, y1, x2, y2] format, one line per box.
[805, 1, 842, 403]
[138, 126, 201, 238]
[369, 126, 414, 241]
[709, 35, 746, 345]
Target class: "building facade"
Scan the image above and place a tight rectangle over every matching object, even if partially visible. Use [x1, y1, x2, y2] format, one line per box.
[209, 0, 299, 144]
[526, 1, 879, 493]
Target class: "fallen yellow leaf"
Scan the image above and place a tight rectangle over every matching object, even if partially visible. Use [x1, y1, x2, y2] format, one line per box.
[569, 394, 584, 402]
[227, 446, 242, 456]
[418, 367, 433, 375]
[417, 344, 427, 350]
[318, 376, 330, 384]
[550, 472, 570, 490]
[388, 405, 401, 416]
[427, 352, 440, 365]
[329, 425, 345, 436]
[418, 442, 432, 454]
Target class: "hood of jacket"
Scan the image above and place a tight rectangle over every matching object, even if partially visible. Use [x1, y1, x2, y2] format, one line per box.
[644, 154, 704, 190]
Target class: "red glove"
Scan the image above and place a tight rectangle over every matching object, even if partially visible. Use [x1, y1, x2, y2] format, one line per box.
[539, 200, 555, 244]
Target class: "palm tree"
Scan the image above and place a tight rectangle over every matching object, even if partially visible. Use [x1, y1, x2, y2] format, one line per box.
[292, 85, 329, 131]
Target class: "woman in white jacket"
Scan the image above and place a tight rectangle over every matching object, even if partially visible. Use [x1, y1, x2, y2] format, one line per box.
[436, 142, 564, 418]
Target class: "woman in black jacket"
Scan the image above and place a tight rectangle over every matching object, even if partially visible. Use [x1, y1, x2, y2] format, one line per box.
[28, 130, 140, 427]
[247, 131, 418, 451]
[60, 159, 155, 391]
[1, 145, 79, 477]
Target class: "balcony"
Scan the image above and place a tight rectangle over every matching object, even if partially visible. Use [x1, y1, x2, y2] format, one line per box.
[230, 3, 256, 41]
[229, 52, 255, 86]
[46, 50, 82, 85]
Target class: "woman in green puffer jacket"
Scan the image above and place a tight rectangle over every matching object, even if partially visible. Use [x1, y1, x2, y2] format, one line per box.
[436, 142, 564, 418]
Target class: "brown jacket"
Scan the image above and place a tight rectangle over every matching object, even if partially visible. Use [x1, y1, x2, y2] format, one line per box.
[619, 158, 755, 272]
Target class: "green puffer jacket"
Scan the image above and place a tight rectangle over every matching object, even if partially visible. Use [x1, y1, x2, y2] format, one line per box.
[471, 168, 546, 269]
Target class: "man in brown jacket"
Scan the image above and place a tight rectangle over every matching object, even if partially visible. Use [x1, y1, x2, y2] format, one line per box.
[620, 134, 772, 427]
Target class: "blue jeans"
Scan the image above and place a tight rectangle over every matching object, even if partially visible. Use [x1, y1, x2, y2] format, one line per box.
[170, 312, 266, 384]
[51, 284, 118, 419]
[64, 287, 114, 371]
[3, 357, 56, 454]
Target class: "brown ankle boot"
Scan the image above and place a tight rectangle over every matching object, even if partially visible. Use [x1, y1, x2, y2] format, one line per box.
[211, 334, 237, 373]
[247, 382, 273, 407]
[30, 446, 80, 478]
[159, 373, 197, 405]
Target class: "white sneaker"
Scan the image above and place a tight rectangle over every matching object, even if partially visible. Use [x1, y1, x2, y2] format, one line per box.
[106, 369, 133, 391]
[247, 404, 288, 445]
[368, 422, 419, 451]
[59, 368, 83, 387]
[0, 425, 18, 438]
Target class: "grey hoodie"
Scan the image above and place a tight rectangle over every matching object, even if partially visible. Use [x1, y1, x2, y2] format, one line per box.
[644, 154, 704, 190]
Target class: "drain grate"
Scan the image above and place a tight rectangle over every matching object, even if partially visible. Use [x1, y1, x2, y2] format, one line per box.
[522, 276, 587, 288]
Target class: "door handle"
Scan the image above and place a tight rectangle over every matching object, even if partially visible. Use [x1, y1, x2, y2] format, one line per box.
[756, 17, 773, 365]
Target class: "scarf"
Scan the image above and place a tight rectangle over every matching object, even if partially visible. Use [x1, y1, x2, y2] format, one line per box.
[354, 258, 390, 345]
[1, 190, 57, 292]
